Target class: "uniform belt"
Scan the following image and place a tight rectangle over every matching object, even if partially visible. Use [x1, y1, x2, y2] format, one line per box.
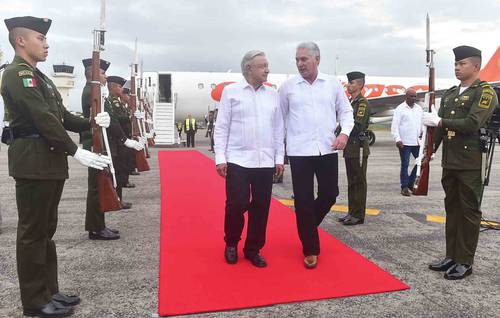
[12, 127, 41, 139]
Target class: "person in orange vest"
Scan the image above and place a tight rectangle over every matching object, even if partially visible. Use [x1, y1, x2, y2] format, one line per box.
[184, 114, 197, 147]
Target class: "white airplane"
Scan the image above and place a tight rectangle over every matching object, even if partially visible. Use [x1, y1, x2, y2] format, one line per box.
[142, 46, 500, 145]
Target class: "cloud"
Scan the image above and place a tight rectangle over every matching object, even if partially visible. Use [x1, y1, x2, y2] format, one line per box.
[1, 0, 499, 111]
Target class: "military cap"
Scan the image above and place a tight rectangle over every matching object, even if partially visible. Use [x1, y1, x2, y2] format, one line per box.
[453, 45, 481, 62]
[4, 16, 51, 35]
[107, 76, 126, 86]
[82, 58, 110, 71]
[346, 71, 365, 82]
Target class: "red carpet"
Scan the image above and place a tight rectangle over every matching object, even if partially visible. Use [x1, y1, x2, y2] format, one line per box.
[158, 151, 409, 316]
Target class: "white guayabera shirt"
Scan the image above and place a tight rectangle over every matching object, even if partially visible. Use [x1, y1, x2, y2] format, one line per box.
[214, 79, 285, 168]
[279, 72, 354, 156]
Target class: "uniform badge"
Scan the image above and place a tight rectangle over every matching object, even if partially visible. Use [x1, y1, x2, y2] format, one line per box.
[22, 77, 37, 88]
[479, 89, 494, 109]
[18, 70, 34, 77]
[357, 104, 366, 117]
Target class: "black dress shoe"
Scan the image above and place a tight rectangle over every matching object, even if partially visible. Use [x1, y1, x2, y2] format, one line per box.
[130, 171, 140, 176]
[89, 229, 120, 240]
[105, 227, 119, 234]
[52, 293, 80, 306]
[123, 182, 136, 188]
[342, 216, 364, 226]
[225, 246, 238, 264]
[23, 300, 74, 317]
[337, 215, 349, 222]
[444, 264, 472, 280]
[121, 202, 133, 209]
[428, 258, 455, 271]
[245, 253, 267, 268]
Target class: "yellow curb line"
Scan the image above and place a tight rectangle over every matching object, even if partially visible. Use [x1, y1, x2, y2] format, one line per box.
[277, 199, 381, 216]
[426, 214, 500, 226]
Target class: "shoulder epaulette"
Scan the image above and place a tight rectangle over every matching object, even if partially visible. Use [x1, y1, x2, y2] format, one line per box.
[479, 81, 491, 88]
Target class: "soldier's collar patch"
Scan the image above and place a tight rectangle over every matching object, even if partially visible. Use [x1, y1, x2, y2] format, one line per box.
[22, 77, 37, 88]
[18, 70, 34, 77]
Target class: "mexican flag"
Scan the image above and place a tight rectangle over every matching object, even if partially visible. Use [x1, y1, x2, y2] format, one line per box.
[22, 78, 37, 88]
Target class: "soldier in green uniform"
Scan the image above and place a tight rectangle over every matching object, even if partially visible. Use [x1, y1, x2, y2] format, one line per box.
[424, 45, 498, 280]
[338, 71, 371, 226]
[81, 58, 120, 240]
[1, 16, 111, 317]
[118, 86, 137, 188]
[105, 76, 144, 209]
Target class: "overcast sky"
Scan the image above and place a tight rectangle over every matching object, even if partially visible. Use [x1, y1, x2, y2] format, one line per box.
[1, 0, 499, 111]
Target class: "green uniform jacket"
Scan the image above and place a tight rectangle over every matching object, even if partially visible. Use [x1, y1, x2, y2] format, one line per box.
[343, 94, 371, 158]
[104, 94, 128, 156]
[1, 56, 90, 179]
[434, 79, 498, 170]
[80, 83, 92, 144]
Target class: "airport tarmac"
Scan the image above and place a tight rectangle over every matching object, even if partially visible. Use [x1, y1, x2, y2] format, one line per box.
[0, 130, 499, 318]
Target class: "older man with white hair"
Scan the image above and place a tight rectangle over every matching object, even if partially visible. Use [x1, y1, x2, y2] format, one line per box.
[214, 50, 284, 268]
[279, 42, 354, 269]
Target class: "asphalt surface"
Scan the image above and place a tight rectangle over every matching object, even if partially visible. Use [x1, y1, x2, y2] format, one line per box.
[0, 131, 499, 318]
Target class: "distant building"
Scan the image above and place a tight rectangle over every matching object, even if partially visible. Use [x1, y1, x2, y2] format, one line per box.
[51, 64, 75, 109]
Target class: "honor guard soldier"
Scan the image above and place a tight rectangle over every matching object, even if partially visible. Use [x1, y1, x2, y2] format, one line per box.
[81, 58, 120, 240]
[424, 45, 499, 280]
[105, 76, 144, 208]
[119, 87, 138, 187]
[1, 16, 111, 317]
[338, 71, 371, 226]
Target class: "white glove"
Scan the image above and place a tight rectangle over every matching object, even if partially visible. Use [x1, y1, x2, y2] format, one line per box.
[73, 148, 111, 170]
[145, 132, 154, 139]
[124, 138, 144, 151]
[94, 112, 110, 128]
[146, 119, 153, 124]
[134, 110, 145, 119]
[422, 105, 441, 127]
[138, 136, 147, 145]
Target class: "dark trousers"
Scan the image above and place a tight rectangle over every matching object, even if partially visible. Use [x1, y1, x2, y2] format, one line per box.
[15, 178, 65, 308]
[399, 145, 420, 189]
[345, 156, 368, 219]
[186, 131, 195, 147]
[84, 142, 105, 232]
[289, 153, 339, 256]
[442, 169, 482, 265]
[113, 149, 129, 201]
[224, 163, 274, 257]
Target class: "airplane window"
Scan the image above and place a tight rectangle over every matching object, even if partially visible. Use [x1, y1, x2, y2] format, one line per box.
[198, 83, 204, 89]
[211, 83, 216, 89]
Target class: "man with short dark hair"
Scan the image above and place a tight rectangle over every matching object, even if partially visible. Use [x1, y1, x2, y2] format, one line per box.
[338, 71, 370, 226]
[424, 45, 498, 280]
[81, 58, 120, 240]
[391, 88, 423, 196]
[1, 16, 111, 317]
[105, 76, 144, 209]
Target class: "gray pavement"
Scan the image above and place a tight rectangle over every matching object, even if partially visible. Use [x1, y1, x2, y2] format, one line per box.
[0, 130, 499, 318]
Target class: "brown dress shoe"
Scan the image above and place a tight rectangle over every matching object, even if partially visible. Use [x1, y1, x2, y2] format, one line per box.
[304, 255, 318, 269]
[401, 187, 411, 196]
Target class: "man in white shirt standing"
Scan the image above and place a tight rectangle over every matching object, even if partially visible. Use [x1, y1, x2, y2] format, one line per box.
[279, 42, 354, 269]
[214, 50, 284, 268]
[390, 88, 423, 196]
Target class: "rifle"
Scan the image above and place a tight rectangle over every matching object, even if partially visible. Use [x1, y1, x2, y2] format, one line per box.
[90, 0, 122, 211]
[129, 40, 150, 172]
[413, 14, 435, 196]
